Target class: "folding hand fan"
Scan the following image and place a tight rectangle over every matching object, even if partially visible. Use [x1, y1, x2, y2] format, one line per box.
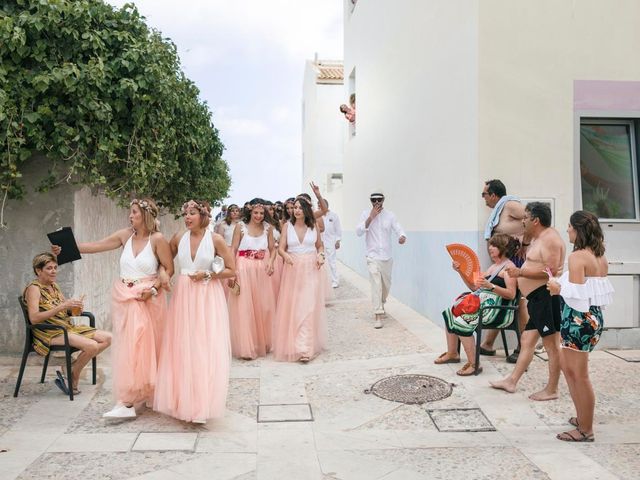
[445, 243, 481, 284]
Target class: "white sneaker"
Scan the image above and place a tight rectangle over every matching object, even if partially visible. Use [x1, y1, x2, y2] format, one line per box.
[374, 315, 383, 329]
[103, 404, 136, 419]
[192, 419, 207, 424]
[332, 282, 339, 288]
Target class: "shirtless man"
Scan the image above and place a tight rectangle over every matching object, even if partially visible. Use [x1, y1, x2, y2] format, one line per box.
[480, 180, 528, 362]
[490, 202, 565, 400]
[483, 179, 526, 241]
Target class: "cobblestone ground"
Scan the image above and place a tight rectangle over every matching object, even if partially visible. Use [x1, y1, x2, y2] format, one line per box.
[1, 264, 639, 479]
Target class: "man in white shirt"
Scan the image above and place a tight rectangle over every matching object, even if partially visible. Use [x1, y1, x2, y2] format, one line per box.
[322, 203, 342, 288]
[356, 192, 406, 328]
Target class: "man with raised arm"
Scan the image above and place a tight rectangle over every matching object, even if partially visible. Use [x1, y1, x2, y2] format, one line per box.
[356, 192, 406, 329]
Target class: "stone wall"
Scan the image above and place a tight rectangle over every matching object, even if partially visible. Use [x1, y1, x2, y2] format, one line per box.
[0, 156, 75, 354]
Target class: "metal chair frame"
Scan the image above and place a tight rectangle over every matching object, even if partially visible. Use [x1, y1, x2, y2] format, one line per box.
[14, 296, 97, 401]
[457, 295, 522, 375]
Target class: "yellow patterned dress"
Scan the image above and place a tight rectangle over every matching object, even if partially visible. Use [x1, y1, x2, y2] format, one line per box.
[22, 280, 96, 356]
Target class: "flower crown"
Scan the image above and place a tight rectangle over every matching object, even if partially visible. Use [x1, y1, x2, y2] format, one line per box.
[130, 199, 157, 217]
[182, 199, 211, 217]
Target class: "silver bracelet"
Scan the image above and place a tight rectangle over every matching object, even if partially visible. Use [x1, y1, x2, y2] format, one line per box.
[150, 286, 158, 296]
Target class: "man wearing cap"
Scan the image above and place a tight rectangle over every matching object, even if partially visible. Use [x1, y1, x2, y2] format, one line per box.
[356, 192, 406, 328]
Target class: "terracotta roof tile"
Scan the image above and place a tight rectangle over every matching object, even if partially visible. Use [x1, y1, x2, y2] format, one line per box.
[316, 62, 343, 84]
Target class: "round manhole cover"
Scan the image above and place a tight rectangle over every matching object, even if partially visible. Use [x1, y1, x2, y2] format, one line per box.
[365, 374, 452, 404]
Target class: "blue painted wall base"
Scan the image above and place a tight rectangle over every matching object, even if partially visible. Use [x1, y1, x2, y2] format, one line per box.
[338, 230, 480, 327]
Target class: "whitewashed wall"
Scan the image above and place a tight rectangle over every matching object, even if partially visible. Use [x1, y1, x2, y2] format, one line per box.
[301, 60, 345, 215]
[340, 0, 480, 321]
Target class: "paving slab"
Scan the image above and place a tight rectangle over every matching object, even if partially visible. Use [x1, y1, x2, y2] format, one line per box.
[132, 432, 198, 452]
[257, 403, 313, 422]
[46, 432, 138, 452]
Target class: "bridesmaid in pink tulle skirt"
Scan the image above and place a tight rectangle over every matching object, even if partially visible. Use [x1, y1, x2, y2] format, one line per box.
[154, 200, 235, 424]
[227, 200, 276, 359]
[266, 203, 284, 302]
[273, 198, 327, 363]
[55, 198, 174, 419]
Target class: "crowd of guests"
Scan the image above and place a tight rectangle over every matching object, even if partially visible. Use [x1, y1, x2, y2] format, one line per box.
[435, 179, 614, 443]
[23, 178, 615, 443]
[25, 184, 333, 424]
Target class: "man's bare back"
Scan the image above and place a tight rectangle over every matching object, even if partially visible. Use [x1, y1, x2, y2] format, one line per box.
[518, 227, 565, 297]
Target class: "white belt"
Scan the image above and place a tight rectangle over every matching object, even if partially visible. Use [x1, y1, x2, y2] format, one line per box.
[180, 269, 197, 275]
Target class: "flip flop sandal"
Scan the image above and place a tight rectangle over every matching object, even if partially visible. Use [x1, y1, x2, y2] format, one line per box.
[434, 352, 461, 364]
[456, 362, 480, 376]
[568, 417, 579, 428]
[556, 429, 594, 442]
[54, 374, 69, 395]
[479, 347, 496, 356]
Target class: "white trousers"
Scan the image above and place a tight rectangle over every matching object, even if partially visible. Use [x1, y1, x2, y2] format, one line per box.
[366, 257, 393, 315]
[325, 245, 338, 285]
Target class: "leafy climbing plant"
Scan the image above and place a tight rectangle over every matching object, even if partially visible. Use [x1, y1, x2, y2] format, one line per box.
[0, 0, 230, 225]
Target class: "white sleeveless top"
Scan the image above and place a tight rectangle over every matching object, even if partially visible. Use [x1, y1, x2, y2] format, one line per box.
[177, 230, 216, 275]
[220, 222, 236, 246]
[557, 271, 614, 312]
[238, 221, 269, 251]
[120, 234, 158, 279]
[287, 224, 316, 254]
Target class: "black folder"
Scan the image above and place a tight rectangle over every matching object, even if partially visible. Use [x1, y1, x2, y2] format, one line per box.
[47, 227, 82, 265]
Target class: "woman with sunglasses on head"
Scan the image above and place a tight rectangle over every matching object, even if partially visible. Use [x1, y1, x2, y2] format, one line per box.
[53, 198, 173, 418]
[227, 199, 276, 360]
[154, 200, 235, 424]
[273, 197, 327, 363]
[547, 210, 613, 442]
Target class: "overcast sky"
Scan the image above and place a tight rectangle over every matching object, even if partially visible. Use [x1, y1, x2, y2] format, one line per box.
[107, 0, 343, 209]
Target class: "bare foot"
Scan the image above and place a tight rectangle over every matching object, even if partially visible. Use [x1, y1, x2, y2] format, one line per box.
[489, 378, 517, 393]
[528, 389, 558, 401]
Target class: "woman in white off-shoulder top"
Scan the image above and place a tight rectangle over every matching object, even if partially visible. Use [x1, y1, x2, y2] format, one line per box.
[547, 210, 614, 443]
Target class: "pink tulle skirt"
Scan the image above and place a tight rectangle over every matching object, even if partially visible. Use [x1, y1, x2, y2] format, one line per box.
[228, 256, 275, 359]
[271, 254, 284, 302]
[273, 252, 327, 362]
[110, 277, 166, 405]
[323, 264, 334, 302]
[153, 275, 231, 422]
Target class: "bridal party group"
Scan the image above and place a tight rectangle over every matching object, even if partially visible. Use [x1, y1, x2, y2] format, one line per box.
[24, 184, 333, 423]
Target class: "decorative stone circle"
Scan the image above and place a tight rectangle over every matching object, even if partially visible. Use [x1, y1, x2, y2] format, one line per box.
[364, 374, 453, 404]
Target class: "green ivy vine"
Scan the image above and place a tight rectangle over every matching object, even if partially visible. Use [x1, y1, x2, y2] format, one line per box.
[0, 0, 230, 225]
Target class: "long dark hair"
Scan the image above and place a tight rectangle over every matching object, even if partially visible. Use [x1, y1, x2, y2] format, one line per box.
[224, 204, 239, 226]
[283, 197, 295, 221]
[290, 198, 315, 229]
[264, 201, 281, 233]
[243, 198, 274, 226]
[570, 210, 605, 257]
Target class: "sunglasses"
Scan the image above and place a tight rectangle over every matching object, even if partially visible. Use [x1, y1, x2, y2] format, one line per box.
[370, 198, 384, 203]
[481, 192, 490, 198]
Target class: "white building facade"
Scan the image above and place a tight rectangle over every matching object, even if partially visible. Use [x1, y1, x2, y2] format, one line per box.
[301, 58, 346, 214]
[324, 0, 640, 347]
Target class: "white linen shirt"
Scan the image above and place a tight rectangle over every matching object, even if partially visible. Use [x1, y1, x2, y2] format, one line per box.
[322, 211, 342, 244]
[356, 208, 405, 261]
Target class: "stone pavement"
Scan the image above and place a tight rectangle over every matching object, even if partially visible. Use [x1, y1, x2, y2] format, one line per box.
[1, 264, 639, 479]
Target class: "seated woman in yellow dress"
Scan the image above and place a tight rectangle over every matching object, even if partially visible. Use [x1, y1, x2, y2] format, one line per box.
[23, 253, 111, 395]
